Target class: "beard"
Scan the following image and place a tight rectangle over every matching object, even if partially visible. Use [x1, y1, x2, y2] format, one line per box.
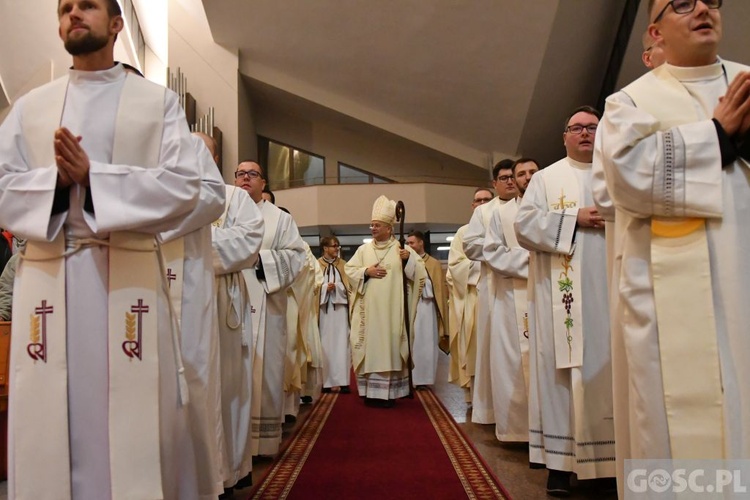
[64, 30, 109, 56]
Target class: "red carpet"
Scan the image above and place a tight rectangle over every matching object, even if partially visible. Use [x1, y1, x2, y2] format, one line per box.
[249, 386, 511, 499]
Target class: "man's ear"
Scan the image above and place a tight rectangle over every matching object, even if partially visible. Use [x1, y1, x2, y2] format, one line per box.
[110, 15, 124, 36]
[648, 24, 663, 45]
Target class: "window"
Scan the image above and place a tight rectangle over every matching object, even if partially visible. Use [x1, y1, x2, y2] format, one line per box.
[338, 163, 392, 184]
[261, 138, 325, 190]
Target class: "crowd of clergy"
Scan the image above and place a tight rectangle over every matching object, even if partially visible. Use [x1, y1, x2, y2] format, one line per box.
[1, 0, 749, 498]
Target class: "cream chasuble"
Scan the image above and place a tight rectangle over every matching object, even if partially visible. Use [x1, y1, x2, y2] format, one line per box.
[446, 224, 479, 391]
[615, 62, 746, 460]
[0, 65, 205, 500]
[597, 60, 750, 481]
[345, 239, 426, 399]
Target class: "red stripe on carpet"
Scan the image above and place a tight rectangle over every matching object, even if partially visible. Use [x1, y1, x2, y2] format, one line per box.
[250, 385, 510, 499]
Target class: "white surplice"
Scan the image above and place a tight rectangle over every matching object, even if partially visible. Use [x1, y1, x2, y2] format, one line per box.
[596, 60, 750, 488]
[482, 198, 530, 443]
[159, 136, 226, 499]
[243, 201, 305, 456]
[446, 224, 479, 396]
[212, 185, 264, 486]
[412, 270, 439, 386]
[462, 197, 506, 423]
[0, 65, 205, 499]
[318, 257, 351, 388]
[515, 158, 615, 479]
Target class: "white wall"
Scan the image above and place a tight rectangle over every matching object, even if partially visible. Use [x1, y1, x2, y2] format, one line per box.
[168, 0, 240, 179]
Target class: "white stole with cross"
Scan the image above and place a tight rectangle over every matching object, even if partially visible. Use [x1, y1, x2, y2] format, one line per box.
[621, 61, 747, 459]
[542, 160, 584, 369]
[13, 74, 170, 499]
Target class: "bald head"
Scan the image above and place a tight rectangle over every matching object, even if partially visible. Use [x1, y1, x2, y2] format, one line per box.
[193, 132, 219, 165]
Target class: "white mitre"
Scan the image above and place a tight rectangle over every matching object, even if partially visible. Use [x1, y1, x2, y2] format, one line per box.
[371, 195, 396, 226]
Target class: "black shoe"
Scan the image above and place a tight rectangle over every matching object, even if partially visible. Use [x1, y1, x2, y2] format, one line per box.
[592, 477, 617, 494]
[382, 399, 395, 408]
[339, 386, 351, 394]
[235, 472, 253, 489]
[284, 414, 297, 424]
[546, 469, 572, 497]
[219, 487, 233, 499]
[322, 387, 332, 393]
[301, 395, 313, 404]
[415, 385, 428, 391]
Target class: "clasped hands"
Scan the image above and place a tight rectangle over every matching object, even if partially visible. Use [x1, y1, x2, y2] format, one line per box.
[714, 71, 750, 138]
[577, 206, 604, 230]
[54, 127, 90, 188]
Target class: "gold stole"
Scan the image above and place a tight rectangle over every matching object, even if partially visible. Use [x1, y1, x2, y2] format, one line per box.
[498, 198, 530, 393]
[15, 74, 169, 498]
[543, 160, 584, 369]
[622, 62, 747, 459]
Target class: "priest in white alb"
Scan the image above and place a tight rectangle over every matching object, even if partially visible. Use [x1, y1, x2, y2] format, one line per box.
[345, 196, 426, 407]
[235, 161, 306, 456]
[482, 158, 538, 443]
[212, 168, 264, 493]
[406, 230, 448, 388]
[596, 0, 750, 493]
[515, 106, 615, 496]
[159, 132, 227, 499]
[318, 236, 352, 393]
[0, 1, 211, 497]
[462, 160, 517, 424]
[446, 189, 492, 402]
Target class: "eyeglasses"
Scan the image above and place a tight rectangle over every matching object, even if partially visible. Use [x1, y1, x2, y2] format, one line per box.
[496, 175, 514, 183]
[473, 197, 493, 204]
[565, 124, 598, 135]
[325, 244, 340, 248]
[234, 170, 263, 180]
[653, 0, 721, 23]
[369, 223, 388, 230]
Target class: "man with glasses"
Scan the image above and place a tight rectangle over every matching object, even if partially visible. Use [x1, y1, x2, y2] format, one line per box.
[516, 106, 614, 496]
[318, 236, 352, 394]
[596, 0, 750, 492]
[446, 188, 494, 403]
[211, 159, 264, 496]
[234, 161, 306, 457]
[462, 159, 516, 425]
[480, 158, 539, 446]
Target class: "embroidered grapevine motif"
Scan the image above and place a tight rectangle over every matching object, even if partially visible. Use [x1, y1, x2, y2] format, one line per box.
[558, 254, 575, 362]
